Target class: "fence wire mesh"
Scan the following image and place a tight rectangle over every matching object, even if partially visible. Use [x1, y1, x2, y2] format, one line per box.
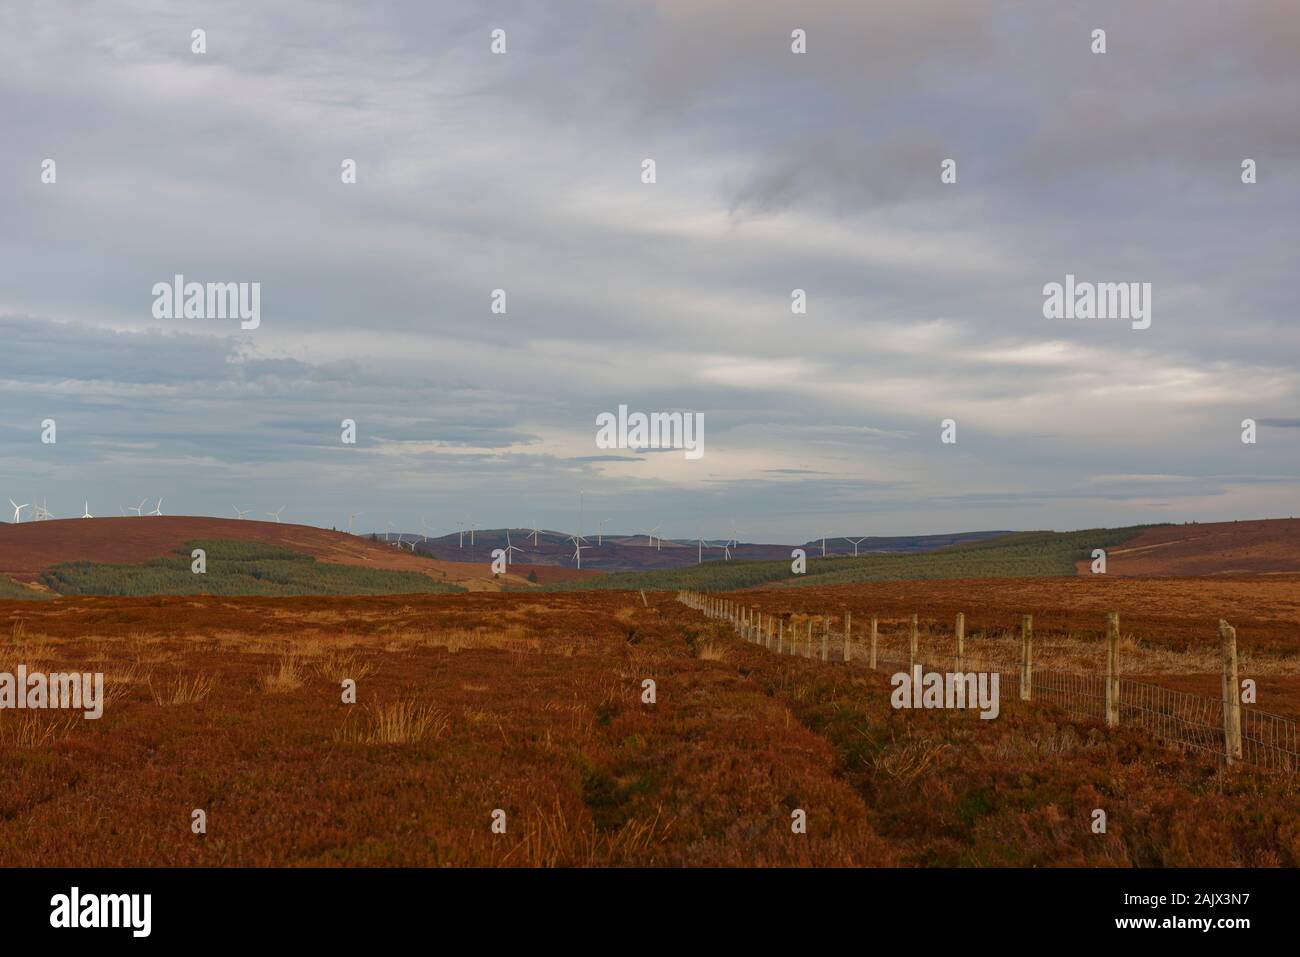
[679, 592, 1299, 775]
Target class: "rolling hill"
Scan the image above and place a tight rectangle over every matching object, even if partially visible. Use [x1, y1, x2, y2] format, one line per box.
[0, 516, 547, 594]
[1075, 518, 1300, 576]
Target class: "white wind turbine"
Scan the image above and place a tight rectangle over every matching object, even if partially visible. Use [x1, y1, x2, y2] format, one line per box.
[149, 498, 164, 516]
[420, 517, 432, 543]
[641, 525, 660, 548]
[821, 536, 827, 557]
[457, 521, 465, 548]
[598, 519, 610, 546]
[266, 506, 285, 523]
[529, 524, 542, 546]
[9, 499, 29, 523]
[347, 511, 361, 533]
[128, 498, 147, 517]
[503, 530, 524, 565]
[569, 536, 590, 569]
[233, 506, 251, 520]
[81, 501, 93, 519]
[35, 500, 53, 521]
[844, 537, 867, 557]
[385, 519, 393, 541]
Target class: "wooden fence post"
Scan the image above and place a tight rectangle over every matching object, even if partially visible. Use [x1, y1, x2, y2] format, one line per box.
[1020, 614, 1033, 701]
[955, 612, 965, 671]
[908, 614, 919, 671]
[1105, 612, 1120, 728]
[778, 617, 784, 654]
[870, 616, 878, 670]
[844, 610, 852, 663]
[822, 614, 830, 661]
[806, 620, 813, 658]
[1220, 620, 1242, 764]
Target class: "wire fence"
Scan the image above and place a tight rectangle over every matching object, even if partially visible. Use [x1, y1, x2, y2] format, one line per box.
[677, 590, 1300, 775]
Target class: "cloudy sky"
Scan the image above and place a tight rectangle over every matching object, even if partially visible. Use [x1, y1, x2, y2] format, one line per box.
[2, 0, 1298, 541]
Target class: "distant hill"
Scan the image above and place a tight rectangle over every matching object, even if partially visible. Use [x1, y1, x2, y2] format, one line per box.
[1077, 518, 1300, 576]
[405, 528, 1010, 573]
[0, 516, 537, 594]
[544, 526, 1156, 592]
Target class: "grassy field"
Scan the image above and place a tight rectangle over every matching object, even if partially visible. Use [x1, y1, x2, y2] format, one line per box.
[0, 577, 49, 600]
[38, 539, 466, 597]
[546, 527, 1153, 592]
[2, 576, 1297, 866]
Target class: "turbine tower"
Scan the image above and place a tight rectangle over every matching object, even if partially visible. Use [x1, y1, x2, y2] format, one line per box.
[8, 499, 29, 523]
[503, 530, 524, 565]
[569, 536, 590, 569]
[81, 501, 93, 519]
[844, 537, 867, 557]
[266, 506, 285, 523]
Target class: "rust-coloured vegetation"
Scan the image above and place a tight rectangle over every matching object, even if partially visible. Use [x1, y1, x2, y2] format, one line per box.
[1, 578, 1297, 866]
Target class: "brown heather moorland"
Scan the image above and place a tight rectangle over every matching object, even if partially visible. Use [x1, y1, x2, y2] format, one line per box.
[1, 576, 1298, 867]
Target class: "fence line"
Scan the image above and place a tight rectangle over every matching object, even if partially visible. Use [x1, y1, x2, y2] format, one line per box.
[676, 590, 1298, 774]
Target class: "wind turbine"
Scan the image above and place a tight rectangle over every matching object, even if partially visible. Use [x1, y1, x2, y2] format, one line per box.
[385, 519, 393, 541]
[347, 511, 361, 533]
[821, 536, 827, 558]
[420, 517, 432, 543]
[8, 499, 28, 523]
[81, 501, 93, 519]
[569, 536, 590, 569]
[641, 525, 660, 548]
[529, 524, 541, 546]
[844, 537, 867, 557]
[457, 521, 465, 547]
[149, 498, 164, 516]
[129, 498, 147, 517]
[503, 530, 524, 565]
[598, 519, 610, 546]
[697, 537, 707, 564]
[234, 506, 251, 520]
[266, 506, 285, 523]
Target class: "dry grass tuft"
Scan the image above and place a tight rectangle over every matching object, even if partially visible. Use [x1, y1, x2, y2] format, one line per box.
[0, 711, 81, 748]
[0, 618, 52, 674]
[313, 649, 376, 684]
[260, 654, 305, 694]
[148, 672, 215, 705]
[697, 642, 729, 662]
[335, 697, 449, 745]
